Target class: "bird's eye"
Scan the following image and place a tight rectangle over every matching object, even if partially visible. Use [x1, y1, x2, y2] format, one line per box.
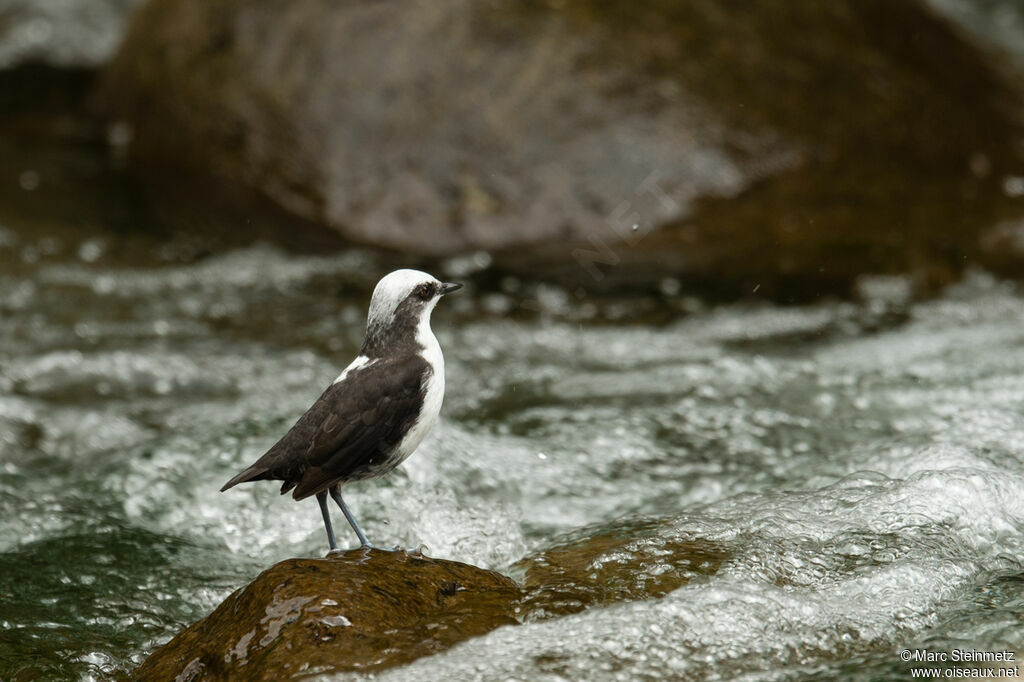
[416, 284, 432, 300]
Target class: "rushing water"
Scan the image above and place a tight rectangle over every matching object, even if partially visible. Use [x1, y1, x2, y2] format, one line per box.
[2, 163, 1024, 679]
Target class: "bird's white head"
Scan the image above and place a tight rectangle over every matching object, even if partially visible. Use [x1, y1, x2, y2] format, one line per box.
[362, 269, 461, 355]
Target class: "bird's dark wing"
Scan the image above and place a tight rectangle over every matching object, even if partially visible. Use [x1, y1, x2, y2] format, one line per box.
[289, 355, 429, 500]
[220, 355, 429, 495]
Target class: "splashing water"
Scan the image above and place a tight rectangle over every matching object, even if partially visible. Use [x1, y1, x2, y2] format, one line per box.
[2, 218, 1024, 681]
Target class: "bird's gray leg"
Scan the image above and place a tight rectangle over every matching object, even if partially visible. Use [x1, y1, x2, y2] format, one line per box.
[317, 491, 339, 552]
[328, 486, 374, 548]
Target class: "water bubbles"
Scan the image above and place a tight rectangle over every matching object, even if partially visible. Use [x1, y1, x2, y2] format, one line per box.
[481, 293, 514, 315]
[969, 152, 992, 178]
[659, 277, 681, 296]
[106, 121, 134, 148]
[18, 170, 40, 191]
[500, 276, 522, 293]
[0, 280, 36, 311]
[442, 251, 492, 278]
[91, 275, 117, 295]
[1003, 175, 1024, 198]
[533, 284, 572, 316]
[0, 226, 17, 248]
[77, 238, 107, 263]
[20, 244, 39, 264]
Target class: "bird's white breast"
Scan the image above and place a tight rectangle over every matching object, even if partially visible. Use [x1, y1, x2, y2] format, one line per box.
[392, 317, 445, 464]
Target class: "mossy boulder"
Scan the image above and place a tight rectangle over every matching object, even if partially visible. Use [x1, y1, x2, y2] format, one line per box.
[131, 549, 519, 680]
[132, 520, 733, 679]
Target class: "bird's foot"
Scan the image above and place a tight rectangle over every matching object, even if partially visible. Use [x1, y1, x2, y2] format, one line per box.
[356, 542, 405, 553]
[363, 543, 401, 553]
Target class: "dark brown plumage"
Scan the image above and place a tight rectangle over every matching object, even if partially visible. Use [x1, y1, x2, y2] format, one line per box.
[220, 355, 430, 500]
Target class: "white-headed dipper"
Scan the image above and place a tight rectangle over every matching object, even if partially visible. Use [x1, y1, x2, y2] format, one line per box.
[221, 269, 462, 551]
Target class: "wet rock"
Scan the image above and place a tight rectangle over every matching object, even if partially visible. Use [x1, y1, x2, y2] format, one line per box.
[0, 0, 144, 70]
[132, 519, 733, 679]
[517, 518, 730, 620]
[97, 0, 1024, 297]
[131, 549, 519, 680]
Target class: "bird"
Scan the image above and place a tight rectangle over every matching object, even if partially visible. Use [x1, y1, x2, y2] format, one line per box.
[220, 269, 462, 552]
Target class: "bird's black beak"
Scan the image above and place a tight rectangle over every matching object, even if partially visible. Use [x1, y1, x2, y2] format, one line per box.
[439, 282, 463, 295]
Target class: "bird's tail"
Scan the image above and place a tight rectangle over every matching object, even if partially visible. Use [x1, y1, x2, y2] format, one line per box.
[220, 465, 268, 492]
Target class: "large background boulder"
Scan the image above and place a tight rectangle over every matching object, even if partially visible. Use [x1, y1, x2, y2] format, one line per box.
[97, 0, 1024, 295]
